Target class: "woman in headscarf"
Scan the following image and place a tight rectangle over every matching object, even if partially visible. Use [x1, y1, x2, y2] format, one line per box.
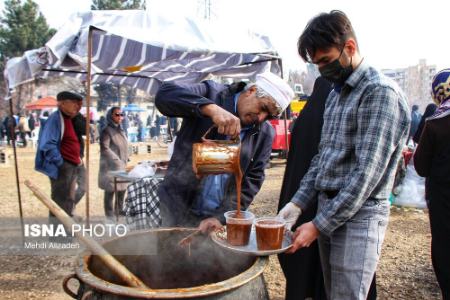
[414, 68, 450, 299]
[98, 107, 129, 220]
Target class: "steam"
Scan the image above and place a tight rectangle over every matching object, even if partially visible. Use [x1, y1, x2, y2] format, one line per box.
[89, 230, 254, 288]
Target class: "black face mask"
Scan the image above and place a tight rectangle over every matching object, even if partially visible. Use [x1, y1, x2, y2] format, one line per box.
[319, 49, 353, 85]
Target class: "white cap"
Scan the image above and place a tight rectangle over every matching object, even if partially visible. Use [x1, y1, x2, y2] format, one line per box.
[255, 72, 294, 111]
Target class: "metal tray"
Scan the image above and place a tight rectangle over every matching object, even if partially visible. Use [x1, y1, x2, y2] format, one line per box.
[210, 226, 292, 256]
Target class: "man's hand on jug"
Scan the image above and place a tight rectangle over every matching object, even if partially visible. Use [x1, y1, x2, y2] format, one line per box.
[201, 104, 241, 138]
[278, 202, 302, 231]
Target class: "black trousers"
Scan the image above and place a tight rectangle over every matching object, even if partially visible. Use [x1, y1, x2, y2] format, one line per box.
[49, 161, 85, 217]
[19, 132, 27, 147]
[104, 191, 125, 218]
[49, 161, 85, 241]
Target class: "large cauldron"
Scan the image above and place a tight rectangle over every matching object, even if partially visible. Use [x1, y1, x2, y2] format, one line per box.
[63, 228, 269, 299]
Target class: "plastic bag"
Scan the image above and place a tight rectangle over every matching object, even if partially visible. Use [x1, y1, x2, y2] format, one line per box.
[167, 136, 176, 159]
[393, 165, 426, 208]
[128, 161, 155, 178]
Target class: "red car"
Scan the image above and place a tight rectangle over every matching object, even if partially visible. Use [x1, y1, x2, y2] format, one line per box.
[269, 119, 292, 158]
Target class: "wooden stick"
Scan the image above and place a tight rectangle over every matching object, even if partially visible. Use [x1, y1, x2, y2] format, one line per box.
[178, 229, 201, 247]
[24, 180, 150, 289]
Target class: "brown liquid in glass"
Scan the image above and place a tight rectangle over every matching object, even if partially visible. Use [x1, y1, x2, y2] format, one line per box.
[255, 220, 284, 250]
[226, 219, 252, 246]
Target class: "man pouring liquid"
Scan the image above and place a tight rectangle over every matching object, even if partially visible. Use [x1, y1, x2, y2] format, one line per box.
[155, 73, 294, 233]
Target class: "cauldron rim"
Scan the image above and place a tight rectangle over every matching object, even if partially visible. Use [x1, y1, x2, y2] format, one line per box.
[74, 227, 268, 299]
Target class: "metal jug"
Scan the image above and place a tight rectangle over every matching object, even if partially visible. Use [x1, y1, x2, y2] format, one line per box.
[192, 126, 241, 177]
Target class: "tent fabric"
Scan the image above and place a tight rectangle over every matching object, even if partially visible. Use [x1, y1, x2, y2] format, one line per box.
[4, 10, 281, 96]
[24, 96, 58, 110]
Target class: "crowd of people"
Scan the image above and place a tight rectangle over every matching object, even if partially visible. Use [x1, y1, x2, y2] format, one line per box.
[4, 8, 444, 300]
[0, 108, 178, 148]
[0, 112, 41, 147]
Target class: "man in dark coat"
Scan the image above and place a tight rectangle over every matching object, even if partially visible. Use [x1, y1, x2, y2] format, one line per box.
[155, 72, 294, 232]
[28, 113, 36, 138]
[413, 103, 437, 144]
[3, 115, 16, 146]
[0, 117, 5, 141]
[407, 104, 422, 144]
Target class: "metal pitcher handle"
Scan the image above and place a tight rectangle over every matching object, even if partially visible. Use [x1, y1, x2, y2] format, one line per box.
[62, 273, 80, 299]
[201, 126, 240, 143]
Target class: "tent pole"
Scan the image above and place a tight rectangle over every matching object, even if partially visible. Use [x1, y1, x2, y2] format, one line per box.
[84, 27, 93, 226]
[8, 95, 25, 244]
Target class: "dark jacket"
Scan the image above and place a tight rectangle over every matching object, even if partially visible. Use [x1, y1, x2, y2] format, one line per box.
[3, 116, 16, 138]
[28, 116, 36, 131]
[414, 113, 450, 297]
[155, 81, 274, 224]
[414, 115, 450, 183]
[277, 77, 331, 300]
[413, 103, 437, 144]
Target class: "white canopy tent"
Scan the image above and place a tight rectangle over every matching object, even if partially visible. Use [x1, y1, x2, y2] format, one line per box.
[4, 9, 285, 227]
[4, 9, 282, 94]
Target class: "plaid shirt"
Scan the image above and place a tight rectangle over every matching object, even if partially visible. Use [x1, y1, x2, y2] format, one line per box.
[291, 63, 410, 236]
[125, 177, 164, 230]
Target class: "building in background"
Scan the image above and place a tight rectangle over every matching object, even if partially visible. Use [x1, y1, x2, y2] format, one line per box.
[383, 59, 437, 110]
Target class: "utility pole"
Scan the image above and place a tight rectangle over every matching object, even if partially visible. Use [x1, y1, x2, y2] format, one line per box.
[197, 0, 211, 20]
[204, 0, 211, 20]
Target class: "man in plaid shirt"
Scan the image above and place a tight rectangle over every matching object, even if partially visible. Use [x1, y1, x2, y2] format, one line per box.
[278, 11, 410, 299]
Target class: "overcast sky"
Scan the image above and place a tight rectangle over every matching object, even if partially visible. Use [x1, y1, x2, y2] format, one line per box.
[2, 0, 449, 72]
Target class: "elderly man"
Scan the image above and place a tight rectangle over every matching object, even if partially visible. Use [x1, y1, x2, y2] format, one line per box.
[155, 72, 294, 233]
[35, 91, 86, 225]
[278, 11, 410, 300]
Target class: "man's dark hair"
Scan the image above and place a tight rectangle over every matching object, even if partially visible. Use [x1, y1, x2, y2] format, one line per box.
[298, 10, 357, 62]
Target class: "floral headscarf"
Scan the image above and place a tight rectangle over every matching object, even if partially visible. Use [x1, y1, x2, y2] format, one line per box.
[429, 68, 450, 120]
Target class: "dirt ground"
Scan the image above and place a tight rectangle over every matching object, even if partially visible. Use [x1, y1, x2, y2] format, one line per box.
[0, 143, 442, 299]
